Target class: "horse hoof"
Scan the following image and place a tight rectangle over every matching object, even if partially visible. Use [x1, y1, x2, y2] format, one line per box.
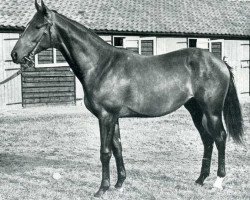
[94, 188, 109, 198]
[115, 182, 123, 189]
[195, 179, 204, 186]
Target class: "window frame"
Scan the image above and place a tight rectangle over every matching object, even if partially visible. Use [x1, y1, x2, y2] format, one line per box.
[209, 39, 224, 60]
[112, 36, 156, 55]
[139, 37, 156, 55]
[113, 36, 125, 48]
[35, 48, 68, 67]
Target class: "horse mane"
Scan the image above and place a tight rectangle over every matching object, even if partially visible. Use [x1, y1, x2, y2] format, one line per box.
[51, 10, 109, 45]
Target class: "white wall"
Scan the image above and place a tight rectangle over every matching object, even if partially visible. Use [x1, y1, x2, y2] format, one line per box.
[224, 40, 250, 94]
[156, 37, 187, 55]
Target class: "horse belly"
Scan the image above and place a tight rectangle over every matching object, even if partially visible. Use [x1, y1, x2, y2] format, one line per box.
[126, 74, 193, 117]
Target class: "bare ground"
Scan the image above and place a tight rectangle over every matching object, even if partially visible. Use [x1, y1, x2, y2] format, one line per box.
[0, 100, 249, 200]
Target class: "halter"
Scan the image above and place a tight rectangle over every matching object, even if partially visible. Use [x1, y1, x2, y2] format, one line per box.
[1, 20, 53, 85]
[25, 19, 53, 65]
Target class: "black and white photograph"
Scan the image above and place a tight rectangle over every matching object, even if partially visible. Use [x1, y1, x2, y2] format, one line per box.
[0, 0, 249, 199]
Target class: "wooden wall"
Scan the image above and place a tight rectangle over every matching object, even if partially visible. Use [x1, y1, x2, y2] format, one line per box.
[22, 66, 76, 107]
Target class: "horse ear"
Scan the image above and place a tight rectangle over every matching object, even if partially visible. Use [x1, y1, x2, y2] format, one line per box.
[41, 0, 50, 16]
[35, 0, 41, 11]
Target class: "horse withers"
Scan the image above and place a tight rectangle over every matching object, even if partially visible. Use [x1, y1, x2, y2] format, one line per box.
[11, 0, 244, 197]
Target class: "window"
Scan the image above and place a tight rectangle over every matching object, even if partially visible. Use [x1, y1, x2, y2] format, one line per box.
[139, 37, 156, 55]
[35, 48, 68, 67]
[113, 37, 124, 47]
[140, 40, 154, 55]
[112, 36, 155, 55]
[113, 36, 139, 53]
[209, 39, 224, 59]
[189, 39, 197, 47]
[188, 38, 209, 50]
[211, 42, 222, 59]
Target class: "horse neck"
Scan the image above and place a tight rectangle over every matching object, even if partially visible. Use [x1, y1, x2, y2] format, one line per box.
[52, 13, 113, 83]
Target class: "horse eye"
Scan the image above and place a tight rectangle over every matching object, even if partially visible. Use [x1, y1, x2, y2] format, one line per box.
[35, 25, 41, 29]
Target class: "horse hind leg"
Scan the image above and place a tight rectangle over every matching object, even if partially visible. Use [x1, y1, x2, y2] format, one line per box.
[184, 98, 214, 186]
[202, 110, 227, 190]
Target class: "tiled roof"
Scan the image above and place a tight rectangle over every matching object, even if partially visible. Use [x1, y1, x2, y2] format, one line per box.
[0, 0, 249, 37]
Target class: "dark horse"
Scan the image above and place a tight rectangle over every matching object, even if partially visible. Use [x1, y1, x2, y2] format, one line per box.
[11, 0, 244, 197]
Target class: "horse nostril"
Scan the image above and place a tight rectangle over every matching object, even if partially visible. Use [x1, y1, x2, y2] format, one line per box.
[11, 51, 18, 62]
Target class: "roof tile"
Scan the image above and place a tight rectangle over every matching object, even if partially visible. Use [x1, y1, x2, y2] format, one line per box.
[0, 0, 249, 37]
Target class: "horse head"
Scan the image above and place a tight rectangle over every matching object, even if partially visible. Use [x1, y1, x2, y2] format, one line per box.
[11, 0, 54, 65]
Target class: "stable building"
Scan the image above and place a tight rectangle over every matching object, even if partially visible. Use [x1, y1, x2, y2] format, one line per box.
[0, 0, 249, 107]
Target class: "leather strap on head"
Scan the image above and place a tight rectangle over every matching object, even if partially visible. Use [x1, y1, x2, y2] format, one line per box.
[29, 20, 53, 59]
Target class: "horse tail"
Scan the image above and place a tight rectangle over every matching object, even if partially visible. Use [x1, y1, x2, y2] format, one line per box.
[223, 62, 244, 144]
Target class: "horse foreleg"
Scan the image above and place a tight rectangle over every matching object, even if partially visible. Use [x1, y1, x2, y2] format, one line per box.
[94, 114, 116, 197]
[112, 120, 126, 189]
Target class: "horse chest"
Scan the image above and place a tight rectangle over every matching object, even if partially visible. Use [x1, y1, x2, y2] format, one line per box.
[83, 85, 123, 116]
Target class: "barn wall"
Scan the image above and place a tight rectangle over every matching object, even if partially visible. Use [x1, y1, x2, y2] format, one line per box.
[224, 40, 250, 94]
[156, 37, 187, 55]
[22, 66, 76, 107]
[1, 32, 248, 108]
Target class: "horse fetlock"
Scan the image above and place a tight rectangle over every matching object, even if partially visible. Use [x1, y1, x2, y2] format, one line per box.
[217, 169, 226, 178]
[195, 173, 209, 186]
[101, 179, 110, 188]
[119, 170, 126, 179]
[195, 177, 204, 186]
[115, 181, 124, 189]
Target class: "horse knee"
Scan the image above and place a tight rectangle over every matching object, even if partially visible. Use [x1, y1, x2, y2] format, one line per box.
[100, 152, 112, 164]
[214, 131, 227, 144]
[113, 136, 122, 152]
[202, 113, 225, 138]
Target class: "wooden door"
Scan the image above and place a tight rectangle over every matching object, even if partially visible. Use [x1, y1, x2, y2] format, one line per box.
[0, 33, 21, 106]
[239, 41, 249, 94]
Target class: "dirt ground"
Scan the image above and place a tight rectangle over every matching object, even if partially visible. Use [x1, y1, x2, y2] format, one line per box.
[0, 98, 249, 200]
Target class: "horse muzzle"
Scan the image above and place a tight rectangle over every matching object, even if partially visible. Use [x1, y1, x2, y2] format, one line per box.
[11, 50, 35, 66]
[11, 51, 19, 63]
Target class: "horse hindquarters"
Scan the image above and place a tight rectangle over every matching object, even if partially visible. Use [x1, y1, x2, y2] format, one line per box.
[187, 54, 232, 189]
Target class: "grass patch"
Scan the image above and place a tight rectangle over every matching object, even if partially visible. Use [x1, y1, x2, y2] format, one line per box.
[0, 101, 249, 200]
